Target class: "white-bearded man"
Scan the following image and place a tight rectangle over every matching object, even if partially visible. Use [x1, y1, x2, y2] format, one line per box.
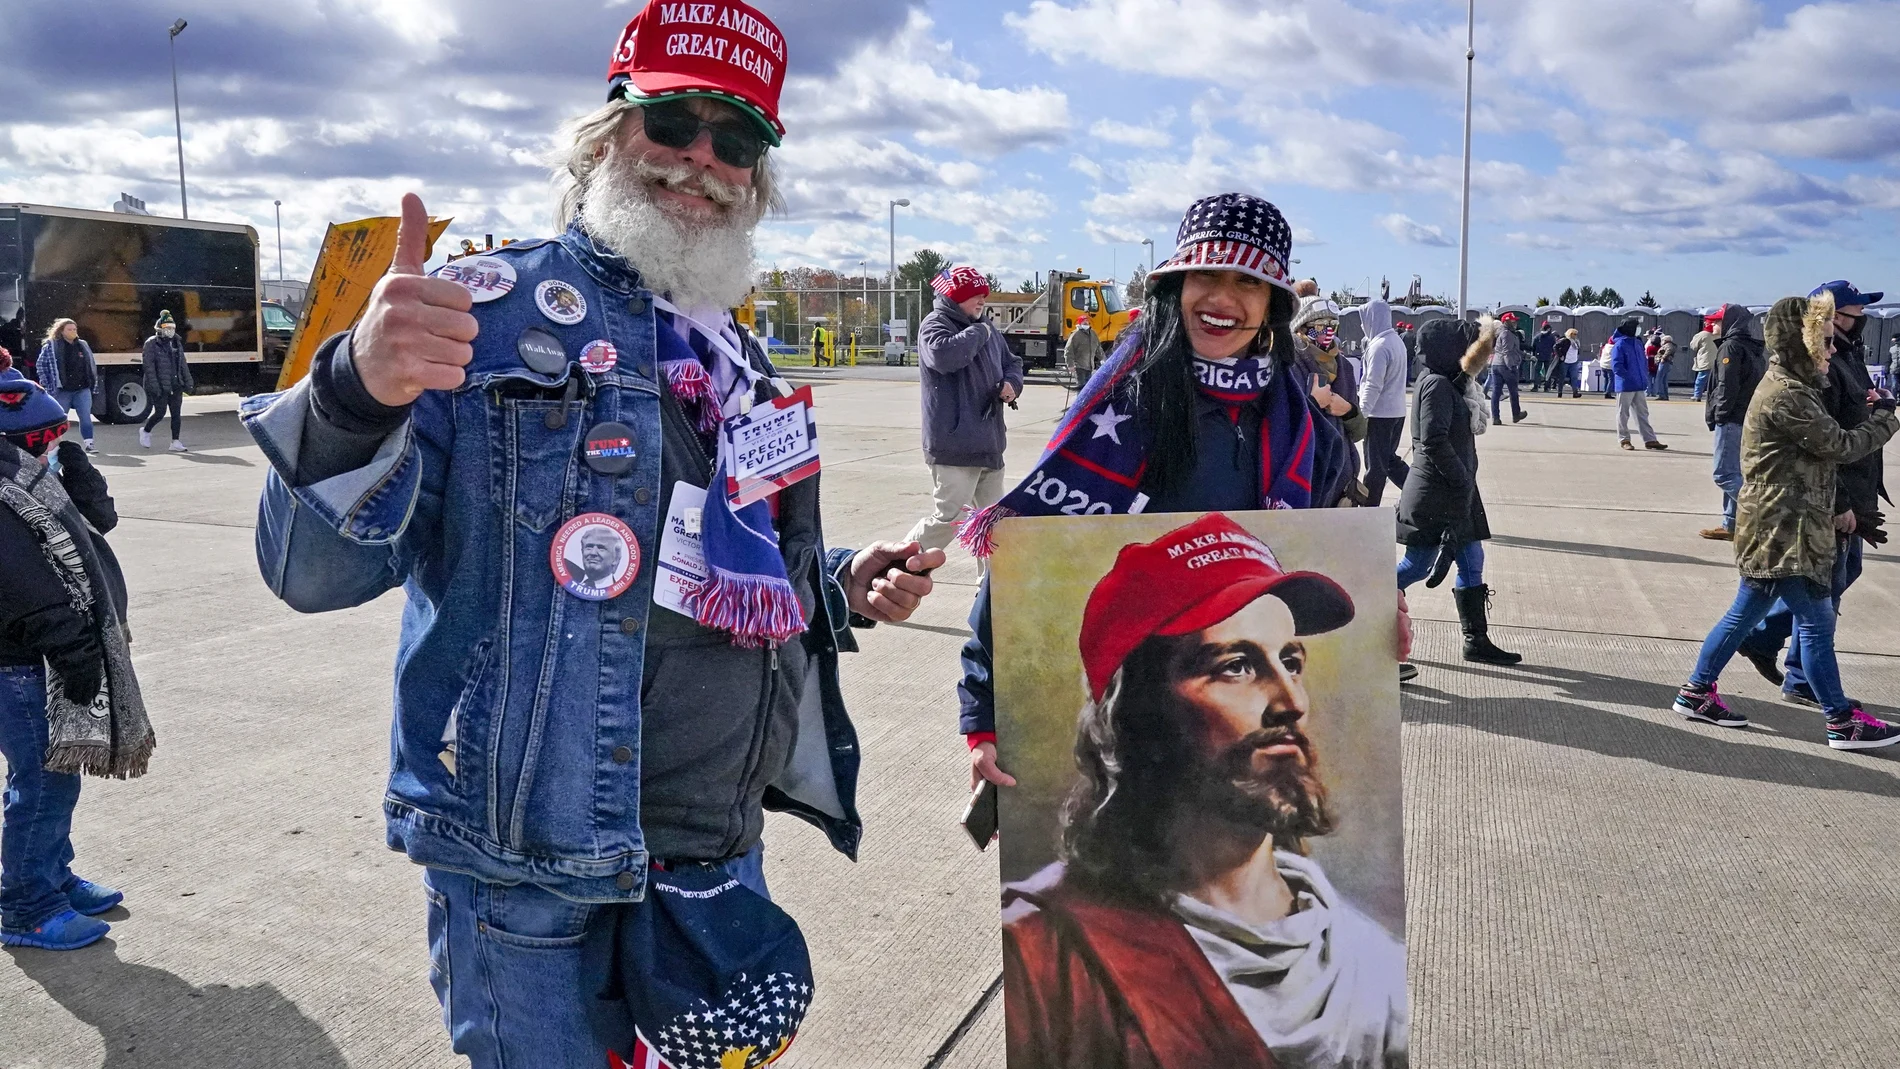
[240, 2, 944, 1064]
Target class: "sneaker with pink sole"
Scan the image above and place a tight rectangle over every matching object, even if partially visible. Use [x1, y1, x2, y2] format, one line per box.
[1825, 706, 1900, 751]
[1674, 682, 1748, 728]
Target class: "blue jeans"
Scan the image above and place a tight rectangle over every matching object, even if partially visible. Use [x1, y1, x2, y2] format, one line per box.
[1397, 541, 1485, 591]
[1693, 576, 1849, 716]
[51, 388, 93, 441]
[1649, 364, 1671, 400]
[1488, 366, 1522, 422]
[1742, 537, 1862, 696]
[1692, 369, 1711, 400]
[0, 665, 82, 930]
[424, 844, 768, 1068]
[1711, 423, 1744, 531]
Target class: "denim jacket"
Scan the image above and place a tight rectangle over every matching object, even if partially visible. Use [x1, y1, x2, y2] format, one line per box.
[241, 226, 865, 903]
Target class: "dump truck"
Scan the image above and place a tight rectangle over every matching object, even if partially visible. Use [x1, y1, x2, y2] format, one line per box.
[988, 270, 1136, 369]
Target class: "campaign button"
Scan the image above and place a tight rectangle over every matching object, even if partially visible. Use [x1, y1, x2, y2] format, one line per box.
[579, 339, 618, 375]
[582, 421, 637, 475]
[550, 513, 640, 602]
[432, 255, 517, 304]
[517, 327, 568, 375]
[535, 279, 588, 326]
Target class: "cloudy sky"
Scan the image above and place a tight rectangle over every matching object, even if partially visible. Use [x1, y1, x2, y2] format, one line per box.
[5, 0, 1898, 307]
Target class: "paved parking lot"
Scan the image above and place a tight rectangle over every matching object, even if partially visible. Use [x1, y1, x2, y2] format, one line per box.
[3, 380, 1897, 1068]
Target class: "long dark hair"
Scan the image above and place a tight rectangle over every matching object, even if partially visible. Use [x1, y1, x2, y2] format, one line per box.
[1059, 638, 1196, 906]
[1125, 273, 1299, 495]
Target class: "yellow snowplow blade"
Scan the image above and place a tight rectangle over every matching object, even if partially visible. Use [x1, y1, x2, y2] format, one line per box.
[275, 215, 452, 391]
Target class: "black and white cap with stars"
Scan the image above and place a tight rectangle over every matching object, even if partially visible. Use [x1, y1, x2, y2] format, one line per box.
[1148, 192, 1296, 295]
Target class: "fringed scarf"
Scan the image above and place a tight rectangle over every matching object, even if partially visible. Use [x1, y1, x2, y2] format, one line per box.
[651, 298, 806, 648]
[959, 332, 1316, 557]
[0, 459, 153, 777]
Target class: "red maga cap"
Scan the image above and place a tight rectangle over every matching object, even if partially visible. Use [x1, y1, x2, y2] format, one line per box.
[607, 0, 788, 145]
[931, 266, 990, 304]
[1077, 513, 1355, 702]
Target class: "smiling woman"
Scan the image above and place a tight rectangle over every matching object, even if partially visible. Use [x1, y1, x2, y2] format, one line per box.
[956, 193, 1421, 810]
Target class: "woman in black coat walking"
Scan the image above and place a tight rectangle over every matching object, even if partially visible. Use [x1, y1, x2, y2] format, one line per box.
[140, 310, 193, 452]
[1395, 318, 1521, 666]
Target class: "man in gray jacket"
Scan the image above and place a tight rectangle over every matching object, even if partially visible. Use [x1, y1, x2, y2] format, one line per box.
[904, 267, 1025, 553]
[1489, 311, 1527, 425]
[1356, 299, 1410, 505]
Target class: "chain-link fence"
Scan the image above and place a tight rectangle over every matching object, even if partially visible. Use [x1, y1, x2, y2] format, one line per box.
[748, 284, 933, 366]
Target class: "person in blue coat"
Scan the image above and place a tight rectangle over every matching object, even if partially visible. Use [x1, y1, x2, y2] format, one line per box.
[1612, 319, 1667, 450]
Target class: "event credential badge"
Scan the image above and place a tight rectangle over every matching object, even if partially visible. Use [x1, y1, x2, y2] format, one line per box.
[654, 482, 710, 619]
[719, 385, 820, 508]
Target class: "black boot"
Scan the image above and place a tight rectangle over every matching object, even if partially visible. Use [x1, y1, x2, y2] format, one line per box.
[1454, 585, 1523, 665]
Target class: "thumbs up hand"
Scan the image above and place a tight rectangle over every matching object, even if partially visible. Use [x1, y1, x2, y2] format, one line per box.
[352, 193, 479, 408]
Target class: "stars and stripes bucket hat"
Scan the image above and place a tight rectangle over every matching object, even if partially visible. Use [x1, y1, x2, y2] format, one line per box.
[1148, 192, 1296, 296]
[587, 862, 814, 1069]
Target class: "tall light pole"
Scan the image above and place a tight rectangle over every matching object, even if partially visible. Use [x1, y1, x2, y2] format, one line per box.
[169, 19, 189, 219]
[1141, 237, 1154, 273]
[1456, 0, 1475, 318]
[887, 198, 910, 333]
[273, 200, 284, 281]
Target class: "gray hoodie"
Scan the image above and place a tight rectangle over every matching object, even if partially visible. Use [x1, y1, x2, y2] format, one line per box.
[918, 296, 1024, 469]
[1356, 300, 1409, 419]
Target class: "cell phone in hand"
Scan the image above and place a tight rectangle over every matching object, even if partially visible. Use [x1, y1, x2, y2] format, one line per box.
[961, 779, 998, 851]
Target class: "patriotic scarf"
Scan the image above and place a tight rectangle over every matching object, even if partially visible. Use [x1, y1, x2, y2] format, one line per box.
[1193, 354, 1274, 405]
[652, 298, 805, 647]
[959, 329, 1316, 557]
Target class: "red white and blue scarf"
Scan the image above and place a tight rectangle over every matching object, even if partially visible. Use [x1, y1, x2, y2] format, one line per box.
[653, 298, 806, 647]
[959, 330, 1317, 557]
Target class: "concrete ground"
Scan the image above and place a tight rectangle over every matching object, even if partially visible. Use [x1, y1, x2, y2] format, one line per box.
[3, 379, 1898, 1069]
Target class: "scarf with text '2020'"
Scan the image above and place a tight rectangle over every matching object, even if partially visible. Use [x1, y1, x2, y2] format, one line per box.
[958, 332, 1315, 557]
[652, 299, 805, 647]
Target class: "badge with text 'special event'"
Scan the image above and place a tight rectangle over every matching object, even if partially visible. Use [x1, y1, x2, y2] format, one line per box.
[550, 513, 640, 601]
[719, 384, 821, 508]
[535, 279, 588, 326]
[432, 256, 517, 303]
[579, 339, 619, 375]
[517, 327, 569, 375]
[582, 421, 637, 475]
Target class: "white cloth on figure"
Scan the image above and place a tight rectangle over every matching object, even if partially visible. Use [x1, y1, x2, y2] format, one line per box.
[1172, 852, 1409, 1069]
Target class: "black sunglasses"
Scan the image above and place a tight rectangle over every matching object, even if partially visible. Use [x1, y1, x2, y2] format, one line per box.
[641, 101, 766, 169]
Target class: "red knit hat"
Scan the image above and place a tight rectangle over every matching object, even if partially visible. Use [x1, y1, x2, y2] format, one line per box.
[931, 266, 990, 305]
[607, 0, 788, 146]
[1077, 513, 1355, 701]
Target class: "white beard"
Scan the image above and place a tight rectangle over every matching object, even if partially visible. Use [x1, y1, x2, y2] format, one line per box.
[579, 150, 760, 310]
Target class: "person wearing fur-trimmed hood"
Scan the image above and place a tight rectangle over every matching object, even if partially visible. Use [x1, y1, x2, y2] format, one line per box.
[1394, 317, 1521, 668]
[1673, 291, 1900, 751]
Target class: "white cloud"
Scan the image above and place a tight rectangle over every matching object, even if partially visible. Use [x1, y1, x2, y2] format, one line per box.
[784, 11, 1070, 158]
[1379, 213, 1455, 248]
[1088, 117, 1171, 148]
[1069, 154, 1107, 181]
[1009, 0, 1460, 92]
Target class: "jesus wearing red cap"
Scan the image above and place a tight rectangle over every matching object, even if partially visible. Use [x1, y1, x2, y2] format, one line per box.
[1002, 514, 1408, 1069]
